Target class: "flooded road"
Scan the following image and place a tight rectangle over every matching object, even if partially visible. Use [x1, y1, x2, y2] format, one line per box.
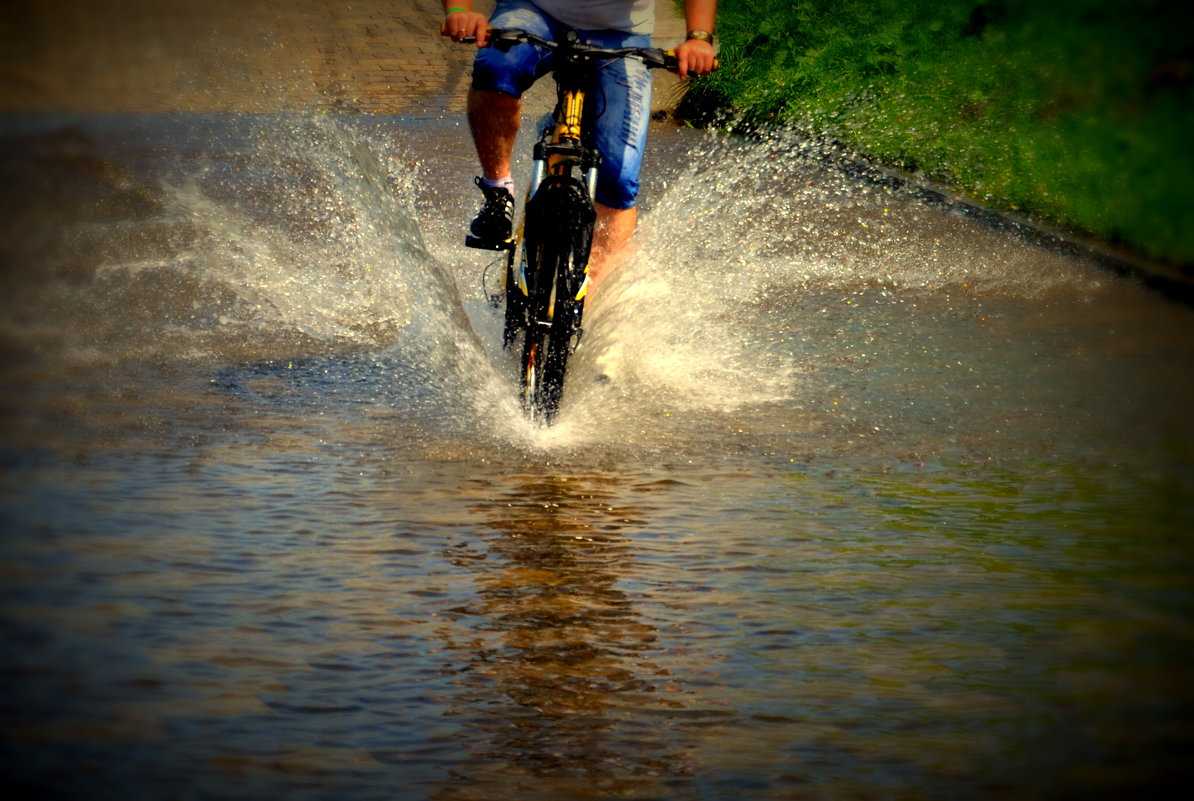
[2, 113, 1192, 800]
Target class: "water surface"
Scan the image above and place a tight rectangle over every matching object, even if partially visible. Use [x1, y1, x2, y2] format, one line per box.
[2, 113, 1192, 800]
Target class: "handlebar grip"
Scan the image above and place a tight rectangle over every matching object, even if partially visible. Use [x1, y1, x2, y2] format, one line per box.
[455, 28, 527, 50]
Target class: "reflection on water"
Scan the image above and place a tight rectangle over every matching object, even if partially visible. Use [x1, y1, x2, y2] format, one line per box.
[434, 475, 688, 800]
[1, 114, 1193, 799]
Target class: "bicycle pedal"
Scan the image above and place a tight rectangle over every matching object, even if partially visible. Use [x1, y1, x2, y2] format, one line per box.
[465, 235, 514, 252]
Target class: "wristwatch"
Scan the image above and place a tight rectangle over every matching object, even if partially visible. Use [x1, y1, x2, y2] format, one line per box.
[686, 29, 715, 45]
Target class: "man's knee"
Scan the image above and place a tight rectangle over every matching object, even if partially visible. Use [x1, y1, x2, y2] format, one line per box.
[594, 177, 640, 211]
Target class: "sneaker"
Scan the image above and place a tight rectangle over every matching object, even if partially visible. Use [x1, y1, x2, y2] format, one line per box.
[466, 176, 514, 250]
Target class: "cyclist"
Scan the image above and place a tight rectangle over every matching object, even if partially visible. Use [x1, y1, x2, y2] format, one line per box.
[441, 0, 718, 280]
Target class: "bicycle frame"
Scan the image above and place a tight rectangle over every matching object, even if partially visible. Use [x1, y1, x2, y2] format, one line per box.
[510, 31, 609, 302]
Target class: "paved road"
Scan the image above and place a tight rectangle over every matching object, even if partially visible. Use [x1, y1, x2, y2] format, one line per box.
[0, 0, 687, 115]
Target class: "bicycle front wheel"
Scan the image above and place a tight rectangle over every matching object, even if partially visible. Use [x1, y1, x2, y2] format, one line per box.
[518, 176, 594, 424]
[520, 318, 569, 423]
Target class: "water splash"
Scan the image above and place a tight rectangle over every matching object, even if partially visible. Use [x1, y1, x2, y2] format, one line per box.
[154, 116, 443, 351]
[158, 119, 1113, 450]
[3, 115, 1115, 456]
[635, 127, 1105, 296]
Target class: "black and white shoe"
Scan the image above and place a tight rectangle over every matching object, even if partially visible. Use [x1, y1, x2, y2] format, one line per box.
[465, 177, 514, 250]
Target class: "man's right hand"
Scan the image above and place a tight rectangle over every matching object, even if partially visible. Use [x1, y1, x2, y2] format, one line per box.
[442, 10, 490, 47]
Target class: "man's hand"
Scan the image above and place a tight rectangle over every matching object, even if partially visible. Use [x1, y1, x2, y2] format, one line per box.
[675, 38, 716, 79]
[442, 10, 489, 47]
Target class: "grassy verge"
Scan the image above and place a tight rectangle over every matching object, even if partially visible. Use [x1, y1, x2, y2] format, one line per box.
[679, 0, 1193, 267]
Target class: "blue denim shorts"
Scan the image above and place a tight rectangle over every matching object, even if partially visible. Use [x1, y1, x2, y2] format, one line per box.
[471, 0, 653, 210]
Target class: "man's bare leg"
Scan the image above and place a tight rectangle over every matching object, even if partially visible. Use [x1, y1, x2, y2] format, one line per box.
[589, 203, 637, 284]
[468, 88, 521, 180]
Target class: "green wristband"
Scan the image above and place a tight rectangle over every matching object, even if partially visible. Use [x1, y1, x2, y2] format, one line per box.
[445, 6, 467, 13]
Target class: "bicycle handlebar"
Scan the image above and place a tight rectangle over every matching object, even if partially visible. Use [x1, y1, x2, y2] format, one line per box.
[461, 27, 718, 74]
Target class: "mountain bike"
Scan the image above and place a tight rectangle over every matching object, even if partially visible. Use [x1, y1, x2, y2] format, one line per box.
[464, 27, 686, 425]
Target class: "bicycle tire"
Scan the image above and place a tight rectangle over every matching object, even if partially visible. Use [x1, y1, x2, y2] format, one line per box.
[517, 175, 594, 422]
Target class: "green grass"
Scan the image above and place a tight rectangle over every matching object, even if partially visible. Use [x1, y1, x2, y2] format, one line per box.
[680, 0, 1193, 266]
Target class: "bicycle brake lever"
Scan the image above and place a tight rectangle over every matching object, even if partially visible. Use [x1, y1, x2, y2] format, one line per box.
[487, 27, 533, 51]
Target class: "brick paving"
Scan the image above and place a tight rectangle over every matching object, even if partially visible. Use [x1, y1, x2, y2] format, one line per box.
[0, 0, 687, 115]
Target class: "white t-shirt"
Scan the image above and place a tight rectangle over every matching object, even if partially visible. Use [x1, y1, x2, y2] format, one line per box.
[532, 0, 655, 35]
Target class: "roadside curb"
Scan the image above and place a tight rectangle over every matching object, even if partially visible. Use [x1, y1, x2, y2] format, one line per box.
[794, 136, 1194, 304]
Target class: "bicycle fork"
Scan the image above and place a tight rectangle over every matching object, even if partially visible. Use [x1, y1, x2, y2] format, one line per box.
[509, 90, 599, 337]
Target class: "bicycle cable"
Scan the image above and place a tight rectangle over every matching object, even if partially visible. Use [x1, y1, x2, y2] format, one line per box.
[480, 255, 505, 308]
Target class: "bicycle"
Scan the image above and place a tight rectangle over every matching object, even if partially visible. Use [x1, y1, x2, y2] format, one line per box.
[462, 27, 690, 425]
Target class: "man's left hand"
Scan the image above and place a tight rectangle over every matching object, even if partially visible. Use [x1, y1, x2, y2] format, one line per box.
[676, 38, 716, 79]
